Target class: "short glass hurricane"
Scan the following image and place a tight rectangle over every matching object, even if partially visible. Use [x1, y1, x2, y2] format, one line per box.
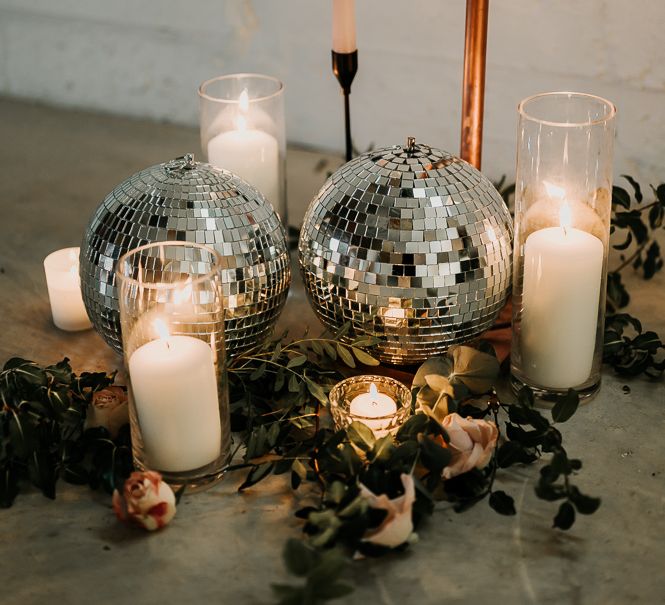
[329, 375, 412, 438]
[510, 92, 616, 401]
[116, 241, 231, 491]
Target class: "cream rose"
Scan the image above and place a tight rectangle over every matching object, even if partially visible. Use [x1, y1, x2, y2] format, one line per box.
[112, 471, 176, 531]
[359, 473, 416, 548]
[86, 386, 129, 438]
[440, 413, 498, 480]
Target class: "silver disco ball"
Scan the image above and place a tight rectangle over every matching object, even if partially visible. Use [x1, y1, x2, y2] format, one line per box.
[81, 154, 291, 358]
[298, 139, 513, 365]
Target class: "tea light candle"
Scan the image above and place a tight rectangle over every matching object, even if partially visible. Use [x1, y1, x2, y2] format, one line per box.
[128, 319, 222, 472]
[349, 382, 397, 436]
[43, 247, 92, 331]
[520, 202, 604, 388]
[207, 89, 280, 208]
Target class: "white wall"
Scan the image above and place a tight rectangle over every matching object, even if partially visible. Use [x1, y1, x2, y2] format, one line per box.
[1, 0, 664, 184]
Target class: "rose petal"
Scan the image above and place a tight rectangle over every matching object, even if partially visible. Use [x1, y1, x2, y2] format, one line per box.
[359, 474, 415, 548]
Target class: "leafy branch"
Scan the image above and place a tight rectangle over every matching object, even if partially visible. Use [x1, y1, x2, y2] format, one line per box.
[604, 178, 665, 378]
[0, 358, 132, 507]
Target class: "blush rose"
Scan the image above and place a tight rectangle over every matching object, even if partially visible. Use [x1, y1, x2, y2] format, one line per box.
[440, 413, 498, 480]
[112, 471, 176, 531]
[86, 386, 129, 438]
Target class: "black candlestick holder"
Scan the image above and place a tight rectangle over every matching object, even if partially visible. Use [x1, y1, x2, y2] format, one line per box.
[332, 50, 358, 162]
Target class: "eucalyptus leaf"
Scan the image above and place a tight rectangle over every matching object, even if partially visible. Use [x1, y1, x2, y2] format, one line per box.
[283, 538, 313, 577]
[448, 346, 500, 394]
[412, 357, 453, 388]
[347, 421, 375, 452]
[418, 435, 452, 472]
[238, 462, 275, 491]
[305, 378, 328, 404]
[569, 487, 601, 515]
[351, 347, 380, 366]
[287, 355, 308, 369]
[336, 345, 355, 368]
[288, 374, 301, 393]
[553, 501, 576, 530]
[489, 490, 516, 516]
[551, 390, 579, 423]
[370, 436, 396, 462]
[322, 342, 337, 360]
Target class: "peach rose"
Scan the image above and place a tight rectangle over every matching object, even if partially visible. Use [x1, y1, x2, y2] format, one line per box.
[359, 473, 415, 548]
[440, 413, 498, 480]
[112, 471, 176, 531]
[86, 386, 129, 438]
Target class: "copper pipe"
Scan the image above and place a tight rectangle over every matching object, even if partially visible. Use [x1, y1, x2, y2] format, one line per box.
[460, 0, 489, 169]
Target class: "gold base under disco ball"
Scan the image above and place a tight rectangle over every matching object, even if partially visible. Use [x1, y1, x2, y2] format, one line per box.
[80, 154, 291, 359]
[298, 139, 513, 365]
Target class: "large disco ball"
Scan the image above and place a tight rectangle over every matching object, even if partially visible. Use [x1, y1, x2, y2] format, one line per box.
[81, 154, 291, 358]
[298, 140, 513, 365]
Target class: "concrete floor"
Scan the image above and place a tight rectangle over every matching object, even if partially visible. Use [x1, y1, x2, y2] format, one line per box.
[1, 97, 664, 605]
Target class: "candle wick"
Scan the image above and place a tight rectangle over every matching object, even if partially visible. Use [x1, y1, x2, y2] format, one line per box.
[563, 225, 568, 237]
[166, 340, 171, 351]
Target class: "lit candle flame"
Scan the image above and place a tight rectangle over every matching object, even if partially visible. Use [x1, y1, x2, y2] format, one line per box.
[560, 201, 572, 230]
[154, 318, 170, 342]
[369, 383, 379, 399]
[543, 181, 566, 200]
[173, 277, 193, 306]
[235, 88, 250, 131]
[239, 88, 249, 113]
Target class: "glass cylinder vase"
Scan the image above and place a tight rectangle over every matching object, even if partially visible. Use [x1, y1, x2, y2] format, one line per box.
[198, 73, 287, 224]
[510, 92, 616, 401]
[116, 242, 231, 491]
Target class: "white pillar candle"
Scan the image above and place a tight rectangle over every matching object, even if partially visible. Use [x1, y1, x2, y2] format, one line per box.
[43, 247, 92, 331]
[207, 89, 280, 209]
[349, 382, 397, 437]
[520, 204, 604, 389]
[128, 320, 222, 472]
[332, 0, 357, 53]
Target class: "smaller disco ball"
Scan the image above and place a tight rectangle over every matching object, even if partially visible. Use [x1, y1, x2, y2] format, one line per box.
[80, 154, 291, 358]
[298, 140, 513, 365]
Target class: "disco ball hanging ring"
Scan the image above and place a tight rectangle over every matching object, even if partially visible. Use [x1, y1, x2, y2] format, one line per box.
[298, 140, 513, 365]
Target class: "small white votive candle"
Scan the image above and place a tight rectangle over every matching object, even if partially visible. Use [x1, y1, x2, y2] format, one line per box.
[349, 383, 398, 437]
[43, 247, 92, 331]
